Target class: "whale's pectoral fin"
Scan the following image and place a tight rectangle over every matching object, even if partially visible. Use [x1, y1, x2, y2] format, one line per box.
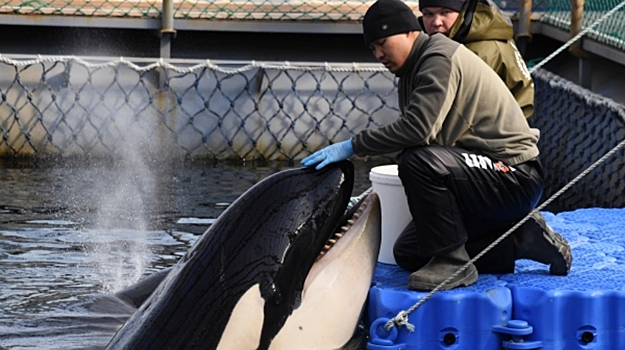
[114, 267, 172, 308]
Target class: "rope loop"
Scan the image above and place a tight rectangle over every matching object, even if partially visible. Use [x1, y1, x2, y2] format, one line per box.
[384, 310, 415, 332]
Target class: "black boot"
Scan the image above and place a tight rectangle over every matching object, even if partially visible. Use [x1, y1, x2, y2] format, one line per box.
[514, 212, 572, 275]
[408, 245, 478, 291]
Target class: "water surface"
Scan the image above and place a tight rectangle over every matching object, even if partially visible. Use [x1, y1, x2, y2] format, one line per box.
[0, 157, 386, 349]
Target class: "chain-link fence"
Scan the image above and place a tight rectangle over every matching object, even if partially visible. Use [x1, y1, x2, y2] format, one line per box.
[1, 55, 624, 210]
[0, 56, 399, 159]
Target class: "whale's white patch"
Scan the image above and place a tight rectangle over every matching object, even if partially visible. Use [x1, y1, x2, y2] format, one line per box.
[217, 284, 265, 350]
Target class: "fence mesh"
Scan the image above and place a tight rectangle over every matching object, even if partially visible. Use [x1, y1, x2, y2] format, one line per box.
[1, 56, 624, 210]
[0, 57, 399, 160]
[532, 68, 625, 211]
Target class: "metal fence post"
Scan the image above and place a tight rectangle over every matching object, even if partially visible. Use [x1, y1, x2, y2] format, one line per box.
[569, 0, 591, 88]
[569, 0, 584, 56]
[516, 0, 533, 55]
[161, 0, 176, 59]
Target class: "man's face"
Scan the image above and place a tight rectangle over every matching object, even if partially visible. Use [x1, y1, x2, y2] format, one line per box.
[368, 32, 416, 74]
[421, 7, 460, 36]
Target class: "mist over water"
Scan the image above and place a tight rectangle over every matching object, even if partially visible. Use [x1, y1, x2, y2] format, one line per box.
[83, 128, 160, 293]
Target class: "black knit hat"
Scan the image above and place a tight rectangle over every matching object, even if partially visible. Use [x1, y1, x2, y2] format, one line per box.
[363, 0, 421, 44]
[419, 0, 466, 12]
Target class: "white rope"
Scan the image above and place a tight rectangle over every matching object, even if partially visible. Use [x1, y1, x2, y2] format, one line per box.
[0, 55, 388, 74]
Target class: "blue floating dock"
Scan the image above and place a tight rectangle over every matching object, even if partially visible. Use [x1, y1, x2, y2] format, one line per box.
[367, 208, 625, 350]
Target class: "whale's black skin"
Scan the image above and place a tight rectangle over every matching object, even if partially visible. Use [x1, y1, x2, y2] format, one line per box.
[105, 161, 355, 350]
[114, 267, 172, 309]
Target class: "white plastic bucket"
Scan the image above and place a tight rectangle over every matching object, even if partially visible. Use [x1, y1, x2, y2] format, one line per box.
[369, 165, 412, 265]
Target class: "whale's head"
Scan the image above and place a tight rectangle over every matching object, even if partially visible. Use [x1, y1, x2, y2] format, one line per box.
[106, 161, 381, 350]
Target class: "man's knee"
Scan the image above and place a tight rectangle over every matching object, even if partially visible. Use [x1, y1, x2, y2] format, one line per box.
[393, 243, 429, 272]
[393, 224, 430, 272]
[397, 146, 450, 184]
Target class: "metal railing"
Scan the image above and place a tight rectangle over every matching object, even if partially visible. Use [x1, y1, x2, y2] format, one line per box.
[0, 0, 622, 55]
[0, 0, 407, 20]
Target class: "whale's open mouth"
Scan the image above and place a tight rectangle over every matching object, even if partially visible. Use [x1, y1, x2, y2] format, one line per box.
[317, 194, 372, 261]
[315, 194, 377, 262]
[303, 191, 380, 299]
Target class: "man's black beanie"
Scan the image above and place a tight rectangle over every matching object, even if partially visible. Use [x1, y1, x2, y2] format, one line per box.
[419, 0, 466, 12]
[363, 0, 421, 45]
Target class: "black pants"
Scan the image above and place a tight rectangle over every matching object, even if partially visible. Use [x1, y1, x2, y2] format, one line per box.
[393, 145, 544, 274]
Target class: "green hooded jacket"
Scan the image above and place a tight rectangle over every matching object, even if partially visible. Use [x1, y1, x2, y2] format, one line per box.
[444, 0, 535, 118]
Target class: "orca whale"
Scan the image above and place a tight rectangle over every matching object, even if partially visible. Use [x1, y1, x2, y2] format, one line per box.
[105, 161, 381, 349]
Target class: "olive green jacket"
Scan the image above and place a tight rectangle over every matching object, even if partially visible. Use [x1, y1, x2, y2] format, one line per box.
[448, 0, 535, 119]
[352, 33, 539, 166]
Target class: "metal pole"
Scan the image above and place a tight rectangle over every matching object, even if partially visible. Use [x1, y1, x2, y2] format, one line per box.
[161, 0, 176, 59]
[569, 0, 584, 57]
[569, 0, 591, 88]
[516, 0, 533, 55]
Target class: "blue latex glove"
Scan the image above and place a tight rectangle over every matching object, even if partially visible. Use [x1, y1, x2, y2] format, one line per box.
[301, 139, 355, 170]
